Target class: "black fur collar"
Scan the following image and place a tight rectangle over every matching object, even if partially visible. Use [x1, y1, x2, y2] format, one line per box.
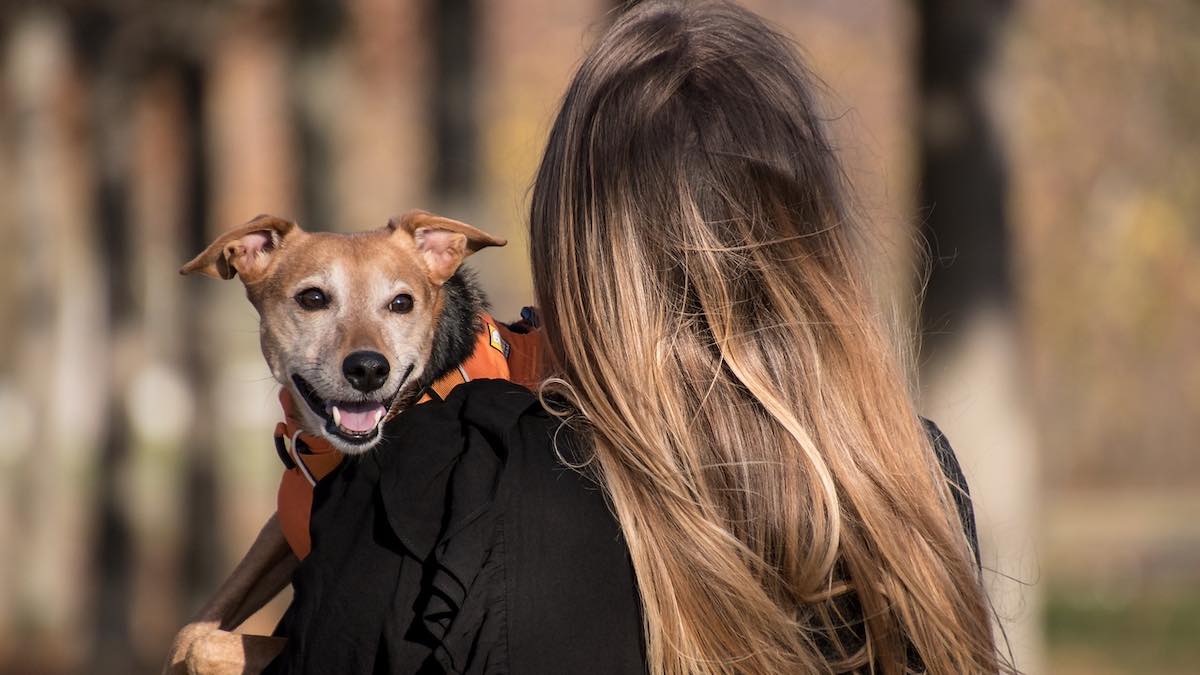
[418, 267, 488, 390]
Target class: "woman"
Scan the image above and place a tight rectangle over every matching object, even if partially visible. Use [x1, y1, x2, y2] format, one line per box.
[268, 1, 1006, 673]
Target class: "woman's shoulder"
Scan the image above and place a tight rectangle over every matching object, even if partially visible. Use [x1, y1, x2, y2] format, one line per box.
[920, 417, 980, 566]
[441, 379, 632, 576]
[438, 378, 600, 499]
[442, 379, 648, 673]
[377, 378, 615, 547]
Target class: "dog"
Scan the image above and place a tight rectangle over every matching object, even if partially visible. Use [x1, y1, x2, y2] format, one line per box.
[163, 210, 506, 674]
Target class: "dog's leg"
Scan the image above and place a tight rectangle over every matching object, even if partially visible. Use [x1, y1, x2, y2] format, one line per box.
[197, 512, 297, 630]
[163, 513, 297, 675]
[226, 535, 298, 629]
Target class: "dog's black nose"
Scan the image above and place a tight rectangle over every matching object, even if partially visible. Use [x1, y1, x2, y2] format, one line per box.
[343, 351, 390, 392]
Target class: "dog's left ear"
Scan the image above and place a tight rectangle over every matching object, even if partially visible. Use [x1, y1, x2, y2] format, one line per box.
[388, 210, 507, 285]
[180, 214, 299, 282]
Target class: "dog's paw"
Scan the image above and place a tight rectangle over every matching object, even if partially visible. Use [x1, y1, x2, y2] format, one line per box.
[184, 628, 244, 675]
[185, 630, 285, 675]
[162, 621, 220, 675]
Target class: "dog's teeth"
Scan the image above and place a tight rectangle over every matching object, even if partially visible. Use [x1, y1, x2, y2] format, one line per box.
[373, 409, 384, 426]
[332, 406, 342, 427]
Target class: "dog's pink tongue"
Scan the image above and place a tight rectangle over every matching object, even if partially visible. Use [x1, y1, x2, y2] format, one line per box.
[334, 403, 384, 433]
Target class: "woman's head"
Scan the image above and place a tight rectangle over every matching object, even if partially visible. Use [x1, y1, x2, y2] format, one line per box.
[531, 2, 1003, 673]
[532, 0, 860, 356]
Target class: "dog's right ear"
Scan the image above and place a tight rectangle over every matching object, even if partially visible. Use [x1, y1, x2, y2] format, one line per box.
[388, 210, 506, 286]
[180, 215, 299, 282]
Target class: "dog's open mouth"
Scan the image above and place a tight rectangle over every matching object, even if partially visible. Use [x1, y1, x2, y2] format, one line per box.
[291, 368, 410, 445]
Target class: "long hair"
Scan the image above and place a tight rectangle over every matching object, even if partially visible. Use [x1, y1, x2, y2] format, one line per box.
[530, 2, 1004, 673]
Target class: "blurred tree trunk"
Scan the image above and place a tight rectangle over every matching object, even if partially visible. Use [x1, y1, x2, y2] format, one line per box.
[917, 0, 1014, 344]
[287, 0, 343, 228]
[5, 11, 99, 667]
[178, 59, 226, 616]
[73, 7, 138, 671]
[431, 0, 478, 209]
[914, 0, 1041, 671]
[6, 16, 62, 645]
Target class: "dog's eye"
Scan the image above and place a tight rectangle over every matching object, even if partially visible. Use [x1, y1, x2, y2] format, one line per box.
[295, 288, 330, 311]
[389, 293, 414, 314]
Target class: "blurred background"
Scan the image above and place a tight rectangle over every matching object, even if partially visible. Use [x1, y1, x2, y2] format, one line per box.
[0, 0, 1196, 673]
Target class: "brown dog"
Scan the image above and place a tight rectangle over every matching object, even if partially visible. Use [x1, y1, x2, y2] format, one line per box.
[163, 210, 505, 674]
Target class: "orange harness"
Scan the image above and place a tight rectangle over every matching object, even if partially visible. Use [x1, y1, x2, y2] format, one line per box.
[274, 313, 543, 559]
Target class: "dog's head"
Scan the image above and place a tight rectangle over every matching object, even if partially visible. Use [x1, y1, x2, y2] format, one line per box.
[181, 210, 506, 454]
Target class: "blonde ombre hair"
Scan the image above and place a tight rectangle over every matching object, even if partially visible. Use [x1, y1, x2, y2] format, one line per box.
[529, 2, 1007, 673]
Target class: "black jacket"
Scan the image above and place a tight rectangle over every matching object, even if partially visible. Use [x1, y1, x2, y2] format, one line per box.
[265, 379, 976, 674]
